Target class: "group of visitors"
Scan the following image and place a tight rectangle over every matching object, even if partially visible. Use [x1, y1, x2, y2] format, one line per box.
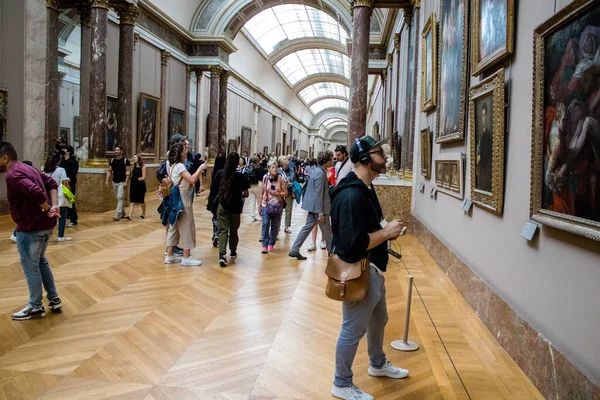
[2, 134, 409, 400]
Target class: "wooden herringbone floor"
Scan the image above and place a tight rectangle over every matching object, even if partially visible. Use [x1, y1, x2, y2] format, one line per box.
[0, 193, 543, 400]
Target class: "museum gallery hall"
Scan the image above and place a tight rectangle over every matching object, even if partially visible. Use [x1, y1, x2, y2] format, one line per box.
[0, 0, 598, 399]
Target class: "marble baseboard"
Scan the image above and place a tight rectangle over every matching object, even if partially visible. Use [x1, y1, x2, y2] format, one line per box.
[374, 184, 412, 223]
[412, 217, 600, 399]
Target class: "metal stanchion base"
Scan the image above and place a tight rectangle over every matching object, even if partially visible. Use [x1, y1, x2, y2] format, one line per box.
[391, 340, 419, 352]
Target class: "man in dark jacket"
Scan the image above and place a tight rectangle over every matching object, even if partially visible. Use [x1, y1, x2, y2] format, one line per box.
[61, 145, 79, 226]
[329, 136, 408, 400]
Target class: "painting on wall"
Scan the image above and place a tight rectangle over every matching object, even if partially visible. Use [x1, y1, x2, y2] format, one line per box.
[299, 150, 308, 159]
[420, 128, 432, 179]
[421, 13, 438, 112]
[138, 93, 160, 155]
[0, 88, 6, 142]
[531, 0, 600, 241]
[106, 96, 119, 154]
[241, 127, 252, 154]
[472, 0, 514, 76]
[276, 143, 282, 156]
[436, 0, 469, 143]
[59, 128, 70, 145]
[169, 107, 185, 138]
[469, 69, 505, 215]
[227, 139, 237, 155]
[435, 153, 464, 199]
[263, 146, 269, 156]
[73, 116, 81, 148]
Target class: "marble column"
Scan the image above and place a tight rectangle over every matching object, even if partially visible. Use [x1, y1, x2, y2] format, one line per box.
[195, 70, 202, 156]
[185, 66, 192, 137]
[160, 50, 170, 158]
[45, 0, 60, 154]
[87, 0, 109, 166]
[207, 66, 222, 162]
[253, 104, 261, 155]
[347, 0, 373, 147]
[115, 3, 138, 158]
[218, 69, 229, 155]
[79, 3, 91, 152]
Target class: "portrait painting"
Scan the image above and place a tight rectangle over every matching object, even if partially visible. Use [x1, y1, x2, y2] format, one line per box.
[421, 13, 438, 112]
[242, 127, 252, 154]
[138, 93, 160, 155]
[0, 88, 6, 142]
[436, 153, 465, 199]
[227, 139, 237, 155]
[106, 96, 119, 153]
[469, 69, 505, 214]
[531, 0, 600, 241]
[420, 128, 432, 179]
[451, 162, 459, 190]
[435, 161, 443, 184]
[263, 146, 269, 156]
[169, 107, 185, 138]
[436, 0, 469, 143]
[443, 162, 451, 188]
[276, 143, 282, 156]
[472, 0, 514, 75]
[59, 128, 70, 145]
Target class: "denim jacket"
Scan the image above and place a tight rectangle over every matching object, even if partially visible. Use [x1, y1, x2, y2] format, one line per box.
[160, 185, 184, 227]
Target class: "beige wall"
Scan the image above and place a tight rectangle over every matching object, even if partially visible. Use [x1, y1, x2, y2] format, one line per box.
[405, 0, 600, 384]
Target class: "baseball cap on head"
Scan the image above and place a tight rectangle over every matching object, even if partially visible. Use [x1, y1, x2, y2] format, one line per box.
[350, 135, 386, 163]
[171, 133, 188, 143]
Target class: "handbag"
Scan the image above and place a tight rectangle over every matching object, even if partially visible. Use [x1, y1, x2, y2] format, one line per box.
[325, 254, 370, 302]
[62, 184, 75, 203]
[262, 174, 284, 217]
[158, 165, 175, 198]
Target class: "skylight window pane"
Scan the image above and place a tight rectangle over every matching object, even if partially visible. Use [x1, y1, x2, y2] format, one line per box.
[299, 83, 350, 105]
[323, 118, 347, 128]
[327, 122, 348, 130]
[310, 99, 349, 114]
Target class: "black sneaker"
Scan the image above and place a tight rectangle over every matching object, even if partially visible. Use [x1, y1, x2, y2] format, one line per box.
[12, 305, 46, 321]
[219, 252, 228, 267]
[230, 251, 237, 260]
[288, 251, 307, 260]
[213, 236, 219, 247]
[173, 246, 184, 256]
[49, 297, 62, 311]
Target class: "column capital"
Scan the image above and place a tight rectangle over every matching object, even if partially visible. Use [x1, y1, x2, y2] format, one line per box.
[161, 50, 171, 66]
[393, 33, 401, 52]
[114, 3, 138, 25]
[386, 53, 393, 68]
[381, 69, 387, 81]
[351, 0, 374, 9]
[220, 69, 230, 81]
[254, 104, 262, 113]
[411, 0, 421, 7]
[134, 32, 140, 48]
[210, 65, 223, 76]
[90, 0, 110, 9]
[46, 0, 59, 11]
[186, 65, 192, 78]
[402, 5, 413, 26]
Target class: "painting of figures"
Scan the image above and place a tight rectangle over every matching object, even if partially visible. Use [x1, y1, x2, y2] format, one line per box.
[106, 96, 118, 153]
[531, 0, 600, 241]
[138, 93, 160, 155]
[472, 0, 514, 75]
[169, 107, 185, 138]
[436, 0, 469, 143]
[421, 13, 438, 112]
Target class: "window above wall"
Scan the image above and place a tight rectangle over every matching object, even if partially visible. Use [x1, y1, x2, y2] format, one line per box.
[276, 49, 350, 86]
[310, 99, 349, 115]
[322, 118, 347, 129]
[244, 5, 349, 55]
[299, 83, 349, 104]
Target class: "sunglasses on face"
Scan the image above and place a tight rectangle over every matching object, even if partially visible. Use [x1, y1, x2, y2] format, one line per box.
[368, 148, 385, 157]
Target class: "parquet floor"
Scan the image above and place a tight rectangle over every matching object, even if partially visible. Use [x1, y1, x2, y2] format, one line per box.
[0, 193, 543, 400]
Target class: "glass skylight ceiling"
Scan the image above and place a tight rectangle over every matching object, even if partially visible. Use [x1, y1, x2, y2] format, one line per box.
[326, 122, 348, 131]
[323, 118, 347, 128]
[299, 83, 349, 105]
[276, 49, 350, 86]
[244, 5, 349, 55]
[310, 99, 349, 115]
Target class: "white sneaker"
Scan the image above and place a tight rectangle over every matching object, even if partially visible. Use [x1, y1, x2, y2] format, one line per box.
[10, 234, 17, 243]
[181, 257, 202, 266]
[57, 237, 72, 242]
[320, 240, 327, 250]
[331, 384, 373, 400]
[368, 360, 409, 379]
[307, 243, 317, 251]
[12, 305, 46, 321]
[165, 255, 182, 264]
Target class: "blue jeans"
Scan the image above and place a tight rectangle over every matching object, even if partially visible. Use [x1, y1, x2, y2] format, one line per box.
[16, 230, 59, 309]
[334, 266, 388, 387]
[58, 207, 68, 238]
[261, 211, 282, 246]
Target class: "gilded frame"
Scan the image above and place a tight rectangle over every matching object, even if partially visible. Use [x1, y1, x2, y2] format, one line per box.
[138, 93, 161, 157]
[0, 88, 7, 142]
[530, 0, 600, 241]
[421, 13, 438, 112]
[435, 153, 464, 199]
[469, 69, 505, 215]
[420, 128, 431, 179]
[471, 0, 514, 76]
[436, 0, 470, 143]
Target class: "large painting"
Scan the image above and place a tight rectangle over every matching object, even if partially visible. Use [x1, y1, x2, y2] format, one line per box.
[421, 13, 438, 112]
[436, 0, 469, 143]
[0, 88, 6, 142]
[472, 0, 514, 75]
[241, 127, 252, 154]
[169, 107, 185, 138]
[276, 143, 282, 157]
[469, 69, 506, 215]
[138, 93, 160, 155]
[106, 96, 118, 154]
[531, 0, 600, 241]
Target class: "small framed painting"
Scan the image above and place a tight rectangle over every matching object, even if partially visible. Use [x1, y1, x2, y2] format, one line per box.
[420, 128, 432, 179]
[435, 153, 465, 199]
[472, 0, 514, 76]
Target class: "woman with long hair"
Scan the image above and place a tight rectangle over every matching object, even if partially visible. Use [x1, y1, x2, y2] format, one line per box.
[126, 154, 146, 220]
[213, 152, 250, 267]
[247, 157, 265, 222]
[207, 152, 226, 247]
[43, 153, 71, 241]
[260, 160, 287, 253]
[165, 142, 207, 266]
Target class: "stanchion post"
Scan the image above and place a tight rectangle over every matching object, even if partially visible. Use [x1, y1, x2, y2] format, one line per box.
[391, 275, 419, 351]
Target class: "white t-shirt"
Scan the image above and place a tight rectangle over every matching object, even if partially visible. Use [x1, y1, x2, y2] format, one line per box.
[336, 158, 353, 183]
[170, 163, 186, 186]
[46, 167, 70, 207]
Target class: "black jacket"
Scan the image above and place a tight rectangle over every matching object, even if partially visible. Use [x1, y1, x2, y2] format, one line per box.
[330, 172, 388, 272]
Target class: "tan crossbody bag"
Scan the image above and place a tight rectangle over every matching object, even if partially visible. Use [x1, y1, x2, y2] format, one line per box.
[325, 253, 370, 302]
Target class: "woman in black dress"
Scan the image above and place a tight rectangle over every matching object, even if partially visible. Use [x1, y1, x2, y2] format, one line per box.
[126, 154, 147, 219]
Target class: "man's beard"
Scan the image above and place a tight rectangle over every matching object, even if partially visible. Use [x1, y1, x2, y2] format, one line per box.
[370, 159, 386, 175]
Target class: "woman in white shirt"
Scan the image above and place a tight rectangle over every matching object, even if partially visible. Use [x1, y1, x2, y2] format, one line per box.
[165, 142, 207, 266]
[43, 153, 71, 241]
